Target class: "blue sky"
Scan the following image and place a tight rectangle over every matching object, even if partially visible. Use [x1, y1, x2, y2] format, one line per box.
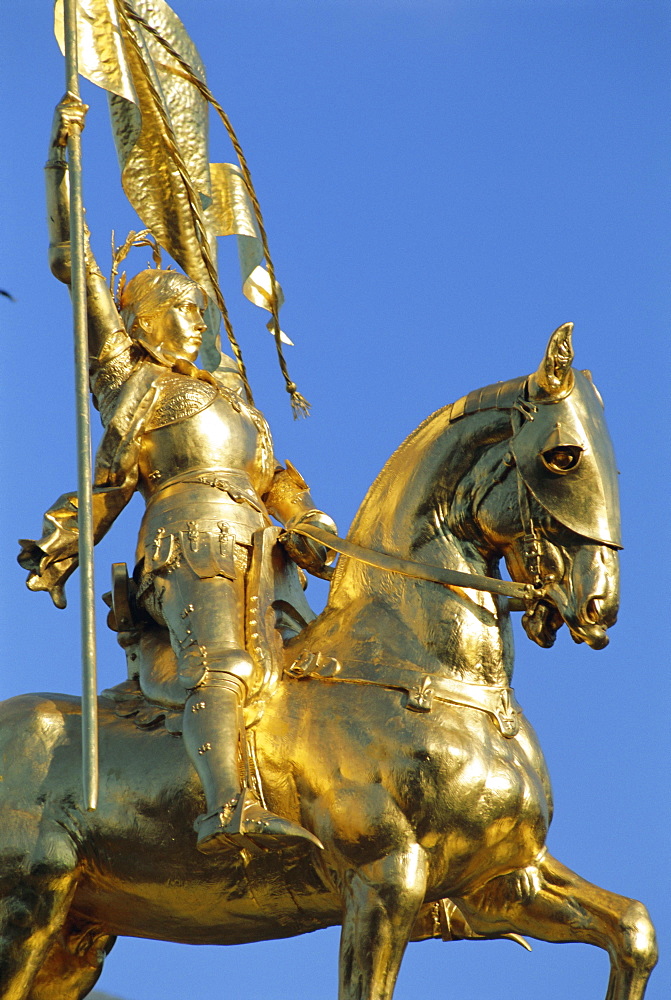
[1, 2, 669, 998]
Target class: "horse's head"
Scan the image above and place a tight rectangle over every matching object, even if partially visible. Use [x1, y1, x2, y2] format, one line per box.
[453, 324, 621, 650]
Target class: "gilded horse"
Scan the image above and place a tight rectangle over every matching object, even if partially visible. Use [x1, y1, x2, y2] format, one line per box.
[0, 326, 657, 999]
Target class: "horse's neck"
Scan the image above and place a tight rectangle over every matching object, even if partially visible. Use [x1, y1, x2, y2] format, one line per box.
[335, 403, 510, 567]
[321, 405, 515, 686]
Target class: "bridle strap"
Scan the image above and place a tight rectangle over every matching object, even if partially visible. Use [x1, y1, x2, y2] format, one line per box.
[287, 523, 537, 603]
[515, 464, 546, 589]
[510, 403, 551, 593]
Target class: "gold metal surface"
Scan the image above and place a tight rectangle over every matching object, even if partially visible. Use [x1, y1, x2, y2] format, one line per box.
[60, 3, 100, 809]
[54, 0, 218, 316]
[287, 520, 535, 600]
[20, 91, 336, 857]
[1, 4, 658, 999]
[53, 0, 299, 401]
[6, 311, 658, 997]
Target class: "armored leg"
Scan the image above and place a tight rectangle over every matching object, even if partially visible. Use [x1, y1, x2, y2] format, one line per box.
[182, 667, 247, 826]
[149, 564, 321, 853]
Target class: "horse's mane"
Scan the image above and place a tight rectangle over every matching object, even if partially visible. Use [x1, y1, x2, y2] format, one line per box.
[346, 374, 527, 543]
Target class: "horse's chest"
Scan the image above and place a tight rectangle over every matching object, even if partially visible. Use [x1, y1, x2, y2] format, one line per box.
[390, 715, 551, 891]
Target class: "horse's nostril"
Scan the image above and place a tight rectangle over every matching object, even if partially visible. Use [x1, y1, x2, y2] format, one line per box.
[585, 598, 604, 624]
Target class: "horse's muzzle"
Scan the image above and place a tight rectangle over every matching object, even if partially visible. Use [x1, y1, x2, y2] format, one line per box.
[537, 544, 619, 650]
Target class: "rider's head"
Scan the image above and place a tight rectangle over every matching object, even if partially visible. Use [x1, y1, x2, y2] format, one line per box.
[120, 270, 207, 363]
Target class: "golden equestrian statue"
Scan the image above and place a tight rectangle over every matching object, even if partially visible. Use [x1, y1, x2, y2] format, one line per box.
[3, 315, 658, 998]
[0, 2, 658, 999]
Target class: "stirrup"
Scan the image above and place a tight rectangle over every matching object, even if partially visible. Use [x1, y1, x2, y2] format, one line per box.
[195, 789, 323, 854]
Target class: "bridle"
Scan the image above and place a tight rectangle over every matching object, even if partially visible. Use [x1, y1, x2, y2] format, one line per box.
[291, 373, 607, 613]
[511, 397, 557, 593]
[288, 387, 567, 614]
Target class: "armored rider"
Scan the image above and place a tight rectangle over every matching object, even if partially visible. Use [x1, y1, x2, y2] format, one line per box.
[18, 96, 336, 854]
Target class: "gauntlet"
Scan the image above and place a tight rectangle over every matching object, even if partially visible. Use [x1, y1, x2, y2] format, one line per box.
[264, 462, 337, 578]
[282, 509, 338, 579]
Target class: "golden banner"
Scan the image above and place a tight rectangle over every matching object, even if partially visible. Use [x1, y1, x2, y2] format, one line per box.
[54, 0, 288, 363]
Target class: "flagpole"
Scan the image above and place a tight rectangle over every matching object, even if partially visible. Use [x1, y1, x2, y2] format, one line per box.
[63, 0, 99, 811]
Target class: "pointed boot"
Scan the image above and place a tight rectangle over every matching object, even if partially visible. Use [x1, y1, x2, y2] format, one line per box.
[195, 788, 323, 854]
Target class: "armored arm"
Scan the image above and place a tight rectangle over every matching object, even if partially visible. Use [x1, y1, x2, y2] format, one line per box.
[264, 462, 337, 578]
[45, 94, 130, 371]
[18, 475, 137, 610]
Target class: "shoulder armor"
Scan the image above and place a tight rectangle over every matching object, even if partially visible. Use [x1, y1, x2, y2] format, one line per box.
[145, 373, 218, 431]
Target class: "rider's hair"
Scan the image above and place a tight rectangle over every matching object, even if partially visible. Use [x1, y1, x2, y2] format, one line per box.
[119, 270, 205, 339]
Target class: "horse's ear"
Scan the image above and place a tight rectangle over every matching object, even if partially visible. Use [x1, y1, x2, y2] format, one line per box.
[532, 322, 574, 398]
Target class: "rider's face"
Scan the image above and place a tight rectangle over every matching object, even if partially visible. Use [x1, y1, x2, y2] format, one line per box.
[142, 290, 207, 362]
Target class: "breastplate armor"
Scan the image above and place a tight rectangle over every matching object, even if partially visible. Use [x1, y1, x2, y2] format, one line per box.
[137, 372, 274, 501]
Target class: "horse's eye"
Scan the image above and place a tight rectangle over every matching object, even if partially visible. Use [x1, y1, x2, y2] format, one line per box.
[541, 445, 583, 474]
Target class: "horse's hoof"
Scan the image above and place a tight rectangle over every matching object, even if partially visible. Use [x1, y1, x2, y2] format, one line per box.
[195, 790, 324, 854]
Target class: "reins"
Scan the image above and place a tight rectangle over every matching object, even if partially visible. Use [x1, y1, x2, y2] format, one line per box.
[288, 523, 538, 607]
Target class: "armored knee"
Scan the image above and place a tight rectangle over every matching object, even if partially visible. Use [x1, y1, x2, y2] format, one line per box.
[179, 643, 256, 690]
[183, 649, 256, 696]
[208, 649, 256, 687]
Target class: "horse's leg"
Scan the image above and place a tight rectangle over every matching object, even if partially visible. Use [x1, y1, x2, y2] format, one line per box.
[0, 866, 78, 1000]
[0, 807, 80, 1000]
[27, 919, 116, 1000]
[338, 844, 427, 1000]
[455, 852, 657, 1000]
